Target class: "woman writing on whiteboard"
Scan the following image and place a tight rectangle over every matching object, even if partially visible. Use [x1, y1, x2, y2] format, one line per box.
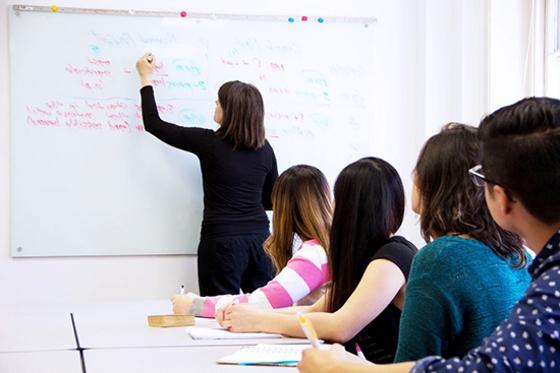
[136, 53, 278, 296]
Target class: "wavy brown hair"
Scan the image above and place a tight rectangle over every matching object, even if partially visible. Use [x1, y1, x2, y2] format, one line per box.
[415, 123, 526, 267]
[215, 80, 265, 150]
[264, 165, 332, 274]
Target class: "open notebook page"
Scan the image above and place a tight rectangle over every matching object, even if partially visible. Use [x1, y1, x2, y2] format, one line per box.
[186, 326, 283, 340]
[217, 344, 321, 366]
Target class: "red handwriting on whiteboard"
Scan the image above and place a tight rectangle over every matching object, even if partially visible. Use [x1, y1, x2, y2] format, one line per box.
[80, 79, 104, 90]
[108, 120, 129, 131]
[268, 87, 289, 95]
[65, 118, 102, 129]
[270, 62, 285, 71]
[24, 99, 199, 134]
[26, 116, 60, 127]
[87, 58, 111, 66]
[65, 64, 111, 77]
[266, 111, 304, 122]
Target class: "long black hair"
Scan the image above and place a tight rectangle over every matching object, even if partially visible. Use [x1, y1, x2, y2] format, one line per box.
[327, 157, 405, 312]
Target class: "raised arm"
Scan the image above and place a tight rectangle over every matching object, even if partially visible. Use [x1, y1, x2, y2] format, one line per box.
[136, 54, 211, 155]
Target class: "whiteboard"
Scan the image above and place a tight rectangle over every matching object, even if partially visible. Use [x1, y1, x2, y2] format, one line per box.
[9, 6, 376, 256]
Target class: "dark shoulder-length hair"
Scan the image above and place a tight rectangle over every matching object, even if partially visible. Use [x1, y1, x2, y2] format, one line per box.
[414, 123, 526, 267]
[215, 80, 265, 150]
[327, 157, 405, 313]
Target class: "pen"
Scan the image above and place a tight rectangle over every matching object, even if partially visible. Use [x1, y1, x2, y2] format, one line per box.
[180, 285, 185, 295]
[355, 343, 366, 360]
[297, 312, 320, 348]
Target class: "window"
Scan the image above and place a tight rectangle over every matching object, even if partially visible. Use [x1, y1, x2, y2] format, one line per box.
[557, 1, 560, 52]
[546, 0, 560, 98]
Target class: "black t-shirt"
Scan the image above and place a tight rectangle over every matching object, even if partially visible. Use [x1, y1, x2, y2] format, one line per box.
[140, 86, 278, 238]
[343, 236, 418, 363]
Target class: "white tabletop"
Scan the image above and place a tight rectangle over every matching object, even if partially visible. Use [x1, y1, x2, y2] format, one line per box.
[72, 299, 306, 349]
[0, 305, 77, 352]
[84, 346, 298, 373]
[0, 350, 82, 373]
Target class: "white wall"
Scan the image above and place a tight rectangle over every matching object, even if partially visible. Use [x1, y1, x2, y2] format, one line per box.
[489, 0, 534, 110]
[0, 0, 530, 306]
[423, 0, 489, 134]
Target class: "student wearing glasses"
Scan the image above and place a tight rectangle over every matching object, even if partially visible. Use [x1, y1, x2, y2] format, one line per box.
[297, 97, 560, 373]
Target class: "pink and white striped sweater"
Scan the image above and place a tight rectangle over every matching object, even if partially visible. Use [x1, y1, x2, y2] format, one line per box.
[189, 239, 330, 318]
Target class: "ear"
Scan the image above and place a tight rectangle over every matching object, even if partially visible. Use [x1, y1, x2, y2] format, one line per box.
[491, 185, 514, 216]
[411, 182, 421, 215]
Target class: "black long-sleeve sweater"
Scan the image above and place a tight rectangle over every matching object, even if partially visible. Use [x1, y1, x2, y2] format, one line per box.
[141, 86, 278, 238]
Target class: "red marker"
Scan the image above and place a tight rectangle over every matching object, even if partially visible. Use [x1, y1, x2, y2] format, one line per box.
[180, 11, 187, 17]
[301, 16, 308, 21]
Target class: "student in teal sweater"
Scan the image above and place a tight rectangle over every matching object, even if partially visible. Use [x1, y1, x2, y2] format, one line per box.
[394, 123, 531, 361]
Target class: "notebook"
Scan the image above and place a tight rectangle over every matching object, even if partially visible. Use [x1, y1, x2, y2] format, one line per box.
[217, 344, 317, 366]
[186, 326, 283, 340]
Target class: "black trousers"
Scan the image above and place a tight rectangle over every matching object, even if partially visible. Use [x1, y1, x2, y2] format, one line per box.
[197, 232, 274, 296]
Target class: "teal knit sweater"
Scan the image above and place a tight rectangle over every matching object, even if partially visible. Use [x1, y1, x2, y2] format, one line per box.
[394, 236, 531, 362]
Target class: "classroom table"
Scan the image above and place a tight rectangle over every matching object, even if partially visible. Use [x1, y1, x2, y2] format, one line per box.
[72, 299, 308, 349]
[84, 345, 298, 373]
[0, 350, 82, 373]
[0, 304, 77, 352]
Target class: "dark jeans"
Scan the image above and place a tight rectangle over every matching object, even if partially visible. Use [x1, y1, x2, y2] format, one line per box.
[197, 232, 274, 296]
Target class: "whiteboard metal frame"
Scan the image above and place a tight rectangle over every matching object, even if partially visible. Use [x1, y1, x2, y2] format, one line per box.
[12, 4, 377, 25]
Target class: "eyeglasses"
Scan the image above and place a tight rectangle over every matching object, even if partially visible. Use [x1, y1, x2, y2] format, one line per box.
[468, 164, 517, 202]
[468, 165, 497, 187]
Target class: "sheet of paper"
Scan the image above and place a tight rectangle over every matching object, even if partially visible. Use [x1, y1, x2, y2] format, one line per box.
[217, 344, 315, 366]
[186, 326, 283, 340]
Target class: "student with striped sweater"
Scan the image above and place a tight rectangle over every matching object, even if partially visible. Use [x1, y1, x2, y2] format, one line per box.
[220, 157, 417, 364]
[171, 165, 332, 317]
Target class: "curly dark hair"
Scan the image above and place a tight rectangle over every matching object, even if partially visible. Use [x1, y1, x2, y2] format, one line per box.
[414, 123, 527, 267]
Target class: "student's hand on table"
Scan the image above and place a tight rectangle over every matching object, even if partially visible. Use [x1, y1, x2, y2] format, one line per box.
[171, 292, 196, 315]
[297, 344, 350, 373]
[215, 304, 230, 327]
[221, 303, 264, 332]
